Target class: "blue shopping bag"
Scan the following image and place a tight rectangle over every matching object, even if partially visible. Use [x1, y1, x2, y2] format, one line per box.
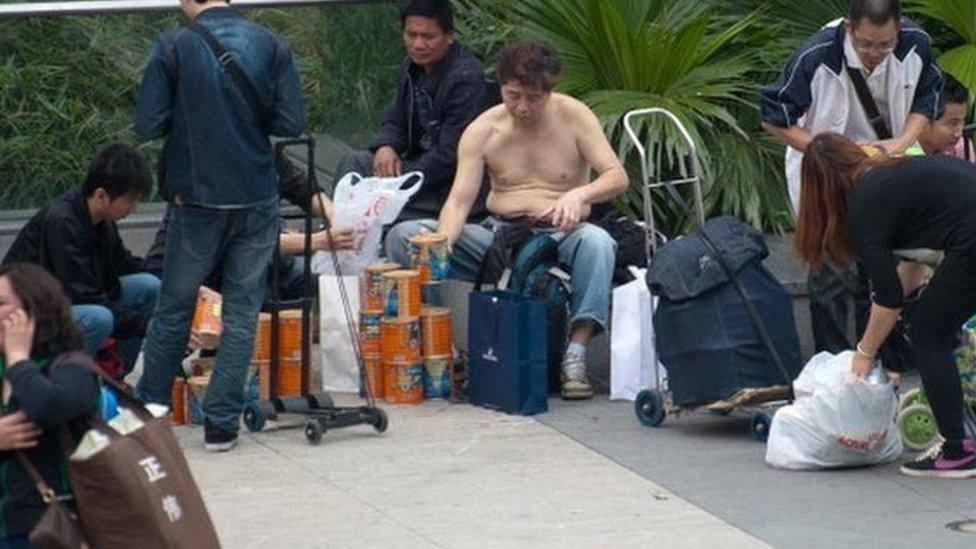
[467, 290, 548, 415]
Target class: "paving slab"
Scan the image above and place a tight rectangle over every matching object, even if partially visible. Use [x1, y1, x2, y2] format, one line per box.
[535, 396, 976, 549]
[179, 399, 768, 548]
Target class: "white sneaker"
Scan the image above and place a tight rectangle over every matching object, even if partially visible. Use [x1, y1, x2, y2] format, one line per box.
[560, 353, 593, 400]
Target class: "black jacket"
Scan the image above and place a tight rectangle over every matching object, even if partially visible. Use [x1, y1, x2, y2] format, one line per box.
[0, 352, 100, 539]
[3, 190, 144, 319]
[371, 42, 493, 221]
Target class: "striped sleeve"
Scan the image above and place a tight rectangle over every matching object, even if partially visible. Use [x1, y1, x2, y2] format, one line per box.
[905, 28, 944, 119]
[759, 40, 832, 128]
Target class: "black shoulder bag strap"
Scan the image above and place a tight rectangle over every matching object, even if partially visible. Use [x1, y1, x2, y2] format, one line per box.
[188, 23, 272, 132]
[845, 65, 893, 140]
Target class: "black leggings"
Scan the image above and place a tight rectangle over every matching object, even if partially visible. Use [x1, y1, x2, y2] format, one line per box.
[909, 252, 976, 455]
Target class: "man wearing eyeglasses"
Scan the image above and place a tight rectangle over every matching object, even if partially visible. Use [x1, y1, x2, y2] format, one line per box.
[760, 0, 942, 213]
[759, 0, 943, 357]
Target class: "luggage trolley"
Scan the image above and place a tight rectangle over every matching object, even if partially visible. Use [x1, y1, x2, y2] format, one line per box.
[622, 108, 794, 441]
[242, 137, 388, 444]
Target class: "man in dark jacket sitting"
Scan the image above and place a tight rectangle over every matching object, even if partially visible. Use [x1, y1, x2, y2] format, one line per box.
[2, 143, 159, 372]
[336, 0, 494, 273]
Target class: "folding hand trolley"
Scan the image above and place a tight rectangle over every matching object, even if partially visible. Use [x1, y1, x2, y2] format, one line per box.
[242, 137, 387, 444]
[622, 108, 795, 441]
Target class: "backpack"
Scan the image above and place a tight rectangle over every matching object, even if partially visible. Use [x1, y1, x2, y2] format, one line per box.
[476, 227, 572, 391]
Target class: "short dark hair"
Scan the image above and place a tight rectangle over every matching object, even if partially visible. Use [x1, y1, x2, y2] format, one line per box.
[81, 143, 153, 200]
[495, 41, 562, 92]
[400, 0, 454, 33]
[849, 0, 901, 26]
[943, 74, 970, 108]
[0, 263, 84, 358]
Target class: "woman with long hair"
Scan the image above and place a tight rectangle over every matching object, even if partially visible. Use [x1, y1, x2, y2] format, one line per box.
[797, 132, 976, 478]
[0, 263, 99, 546]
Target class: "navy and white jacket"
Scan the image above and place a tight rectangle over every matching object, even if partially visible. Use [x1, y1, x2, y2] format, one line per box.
[760, 18, 942, 211]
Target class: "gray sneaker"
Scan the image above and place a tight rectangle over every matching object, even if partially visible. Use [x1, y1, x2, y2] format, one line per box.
[561, 353, 594, 400]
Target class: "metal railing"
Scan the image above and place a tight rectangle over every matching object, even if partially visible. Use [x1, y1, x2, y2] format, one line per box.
[0, 0, 387, 19]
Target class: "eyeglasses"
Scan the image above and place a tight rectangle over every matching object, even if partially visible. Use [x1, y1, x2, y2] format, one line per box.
[851, 32, 896, 55]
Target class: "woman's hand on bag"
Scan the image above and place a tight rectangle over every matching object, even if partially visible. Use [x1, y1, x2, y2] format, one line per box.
[2, 309, 34, 365]
[851, 352, 873, 378]
[0, 411, 41, 451]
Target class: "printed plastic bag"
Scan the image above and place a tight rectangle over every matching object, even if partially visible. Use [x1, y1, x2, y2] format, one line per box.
[766, 351, 903, 470]
[610, 266, 665, 401]
[311, 171, 423, 275]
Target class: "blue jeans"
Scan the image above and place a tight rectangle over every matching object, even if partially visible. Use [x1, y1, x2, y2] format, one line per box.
[137, 199, 278, 434]
[384, 218, 616, 333]
[72, 273, 161, 369]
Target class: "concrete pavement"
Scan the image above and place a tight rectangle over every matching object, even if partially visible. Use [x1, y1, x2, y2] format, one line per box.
[178, 397, 769, 548]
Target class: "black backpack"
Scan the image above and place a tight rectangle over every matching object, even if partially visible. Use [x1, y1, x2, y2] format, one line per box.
[476, 226, 572, 391]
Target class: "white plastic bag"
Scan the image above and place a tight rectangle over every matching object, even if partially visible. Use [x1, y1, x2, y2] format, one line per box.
[610, 267, 665, 401]
[311, 171, 423, 276]
[766, 351, 903, 470]
[318, 275, 362, 393]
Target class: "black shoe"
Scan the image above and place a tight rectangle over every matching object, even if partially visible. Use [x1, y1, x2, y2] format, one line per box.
[204, 422, 238, 453]
[900, 444, 976, 479]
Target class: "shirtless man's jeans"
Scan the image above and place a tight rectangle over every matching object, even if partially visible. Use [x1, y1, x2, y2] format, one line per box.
[385, 218, 616, 334]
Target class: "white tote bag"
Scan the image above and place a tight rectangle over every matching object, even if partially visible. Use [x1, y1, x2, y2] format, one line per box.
[610, 267, 665, 401]
[318, 274, 362, 393]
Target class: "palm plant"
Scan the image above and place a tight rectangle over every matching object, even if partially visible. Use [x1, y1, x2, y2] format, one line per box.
[498, 0, 793, 233]
[905, 0, 976, 99]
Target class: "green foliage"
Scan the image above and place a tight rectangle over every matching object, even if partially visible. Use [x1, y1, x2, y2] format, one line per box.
[906, 0, 976, 104]
[0, 3, 402, 209]
[492, 0, 793, 234]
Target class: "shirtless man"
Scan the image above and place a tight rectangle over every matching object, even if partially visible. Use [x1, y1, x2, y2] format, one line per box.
[428, 40, 627, 399]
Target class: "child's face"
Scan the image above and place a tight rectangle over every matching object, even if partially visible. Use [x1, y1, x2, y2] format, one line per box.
[926, 102, 968, 154]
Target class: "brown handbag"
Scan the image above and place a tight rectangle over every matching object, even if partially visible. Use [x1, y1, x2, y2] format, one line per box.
[66, 360, 222, 549]
[15, 452, 88, 549]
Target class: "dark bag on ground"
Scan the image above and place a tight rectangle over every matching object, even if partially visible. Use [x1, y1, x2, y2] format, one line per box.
[647, 217, 802, 406]
[467, 290, 548, 415]
[589, 206, 650, 285]
[476, 228, 572, 392]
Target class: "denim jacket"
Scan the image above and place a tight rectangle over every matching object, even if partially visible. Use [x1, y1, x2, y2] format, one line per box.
[135, 7, 307, 208]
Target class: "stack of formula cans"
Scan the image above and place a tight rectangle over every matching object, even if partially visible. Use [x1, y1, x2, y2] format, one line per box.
[358, 233, 454, 404]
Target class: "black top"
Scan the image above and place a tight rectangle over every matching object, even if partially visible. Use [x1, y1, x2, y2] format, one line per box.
[3, 190, 144, 313]
[849, 155, 976, 308]
[371, 42, 494, 221]
[0, 352, 99, 538]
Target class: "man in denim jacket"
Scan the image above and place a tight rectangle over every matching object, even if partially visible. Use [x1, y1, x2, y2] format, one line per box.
[134, 0, 306, 451]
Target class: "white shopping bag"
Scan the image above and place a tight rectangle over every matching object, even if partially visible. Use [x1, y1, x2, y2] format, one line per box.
[311, 171, 423, 276]
[766, 351, 903, 470]
[318, 275, 362, 393]
[610, 267, 665, 401]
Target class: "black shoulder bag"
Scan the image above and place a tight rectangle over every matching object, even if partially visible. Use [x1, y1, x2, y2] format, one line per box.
[188, 23, 272, 132]
[846, 65, 893, 140]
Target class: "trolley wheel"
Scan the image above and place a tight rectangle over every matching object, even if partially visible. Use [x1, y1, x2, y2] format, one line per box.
[750, 411, 774, 442]
[371, 408, 389, 433]
[304, 419, 324, 445]
[634, 390, 666, 427]
[243, 401, 267, 433]
[898, 388, 928, 413]
[898, 403, 939, 451]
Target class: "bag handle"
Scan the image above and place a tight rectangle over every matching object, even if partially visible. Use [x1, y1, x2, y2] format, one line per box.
[188, 23, 272, 133]
[845, 65, 893, 140]
[15, 452, 57, 504]
[56, 352, 155, 423]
